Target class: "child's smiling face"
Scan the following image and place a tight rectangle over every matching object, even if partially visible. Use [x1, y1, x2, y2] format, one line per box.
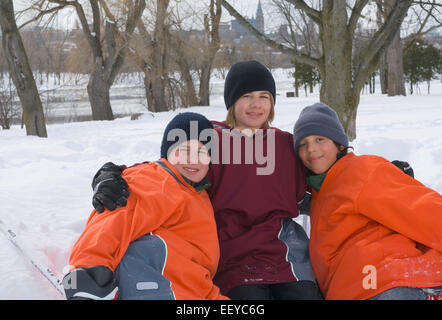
[298, 135, 343, 174]
[168, 140, 210, 183]
[233, 91, 272, 131]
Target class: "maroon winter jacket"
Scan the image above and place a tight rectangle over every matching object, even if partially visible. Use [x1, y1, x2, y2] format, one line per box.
[208, 121, 314, 295]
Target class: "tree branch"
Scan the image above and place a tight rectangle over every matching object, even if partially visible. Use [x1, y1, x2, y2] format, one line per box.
[284, 0, 322, 25]
[18, 4, 64, 29]
[348, 0, 370, 37]
[411, 0, 442, 6]
[89, 0, 101, 41]
[43, 0, 100, 59]
[418, 0, 442, 25]
[98, 0, 116, 22]
[221, 0, 319, 67]
[108, 0, 146, 85]
[354, 0, 413, 90]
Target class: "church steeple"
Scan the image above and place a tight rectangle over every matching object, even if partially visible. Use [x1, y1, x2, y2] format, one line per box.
[255, 0, 264, 33]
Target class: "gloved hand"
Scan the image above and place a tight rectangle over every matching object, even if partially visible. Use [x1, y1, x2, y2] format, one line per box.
[392, 160, 414, 178]
[92, 162, 129, 213]
[63, 266, 118, 300]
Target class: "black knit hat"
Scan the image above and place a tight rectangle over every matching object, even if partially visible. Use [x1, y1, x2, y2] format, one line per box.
[160, 112, 214, 159]
[224, 60, 276, 109]
[293, 103, 349, 155]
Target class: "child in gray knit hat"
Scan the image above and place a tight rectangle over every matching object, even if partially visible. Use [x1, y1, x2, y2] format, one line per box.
[292, 102, 442, 300]
[293, 103, 350, 182]
[293, 103, 348, 155]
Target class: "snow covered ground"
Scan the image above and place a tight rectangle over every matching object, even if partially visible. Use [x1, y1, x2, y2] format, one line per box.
[0, 70, 441, 299]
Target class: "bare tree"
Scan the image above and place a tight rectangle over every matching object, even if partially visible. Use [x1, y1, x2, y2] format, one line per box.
[130, 0, 202, 111]
[131, 0, 221, 111]
[221, 0, 413, 140]
[26, 0, 146, 120]
[377, 1, 406, 96]
[198, 0, 222, 106]
[131, 0, 170, 113]
[148, 0, 169, 112]
[167, 0, 222, 107]
[379, 0, 406, 96]
[0, 0, 47, 137]
[169, 30, 199, 107]
[377, 0, 441, 96]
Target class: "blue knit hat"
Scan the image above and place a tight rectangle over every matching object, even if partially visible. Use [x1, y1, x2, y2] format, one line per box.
[293, 103, 349, 155]
[224, 60, 276, 109]
[160, 112, 214, 159]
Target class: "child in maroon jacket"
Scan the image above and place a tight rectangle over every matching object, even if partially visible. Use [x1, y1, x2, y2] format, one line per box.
[89, 61, 323, 300]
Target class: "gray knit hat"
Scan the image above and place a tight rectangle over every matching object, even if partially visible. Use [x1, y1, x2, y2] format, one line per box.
[293, 103, 349, 155]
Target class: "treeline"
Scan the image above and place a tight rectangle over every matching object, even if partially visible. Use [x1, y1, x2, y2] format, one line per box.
[0, 0, 294, 135]
[0, 0, 441, 138]
[0, 21, 292, 106]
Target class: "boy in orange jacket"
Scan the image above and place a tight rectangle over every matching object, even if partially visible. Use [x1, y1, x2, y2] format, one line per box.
[292, 103, 442, 300]
[62, 112, 228, 300]
[85, 61, 322, 300]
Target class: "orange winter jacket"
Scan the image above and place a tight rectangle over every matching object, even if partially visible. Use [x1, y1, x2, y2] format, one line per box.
[69, 160, 228, 300]
[309, 153, 442, 300]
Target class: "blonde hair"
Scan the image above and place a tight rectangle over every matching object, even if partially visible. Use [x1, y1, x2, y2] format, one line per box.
[225, 91, 275, 129]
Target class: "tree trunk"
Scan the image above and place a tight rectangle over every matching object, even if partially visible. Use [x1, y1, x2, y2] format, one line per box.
[377, 3, 388, 94]
[385, 0, 406, 96]
[146, 0, 169, 112]
[0, 0, 47, 137]
[175, 54, 198, 106]
[199, 64, 212, 106]
[142, 65, 155, 112]
[293, 67, 300, 97]
[198, 0, 222, 106]
[379, 51, 388, 94]
[319, 3, 358, 140]
[386, 30, 406, 96]
[87, 66, 114, 120]
[73, 0, 145, 119]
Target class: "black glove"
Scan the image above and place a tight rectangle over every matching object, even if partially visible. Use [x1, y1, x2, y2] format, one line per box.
[392, 160, 414, 178]
[62, 266, 118, 300]
[92, 162, 130, 213]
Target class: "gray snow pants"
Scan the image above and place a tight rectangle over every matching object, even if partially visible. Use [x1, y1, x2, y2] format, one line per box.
[369, 286, 442, 300]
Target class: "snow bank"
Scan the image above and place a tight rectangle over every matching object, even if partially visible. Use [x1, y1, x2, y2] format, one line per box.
[0, 73, 440, 299]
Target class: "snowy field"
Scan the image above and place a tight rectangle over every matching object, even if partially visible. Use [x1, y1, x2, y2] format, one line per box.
[0, 70, 441, 299]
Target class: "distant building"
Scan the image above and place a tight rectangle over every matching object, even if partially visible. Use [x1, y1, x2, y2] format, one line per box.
[221, 0, 265, 41]
[255, 0, 264, 33]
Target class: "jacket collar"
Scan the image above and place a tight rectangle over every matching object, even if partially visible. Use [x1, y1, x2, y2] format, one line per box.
[307, 171, 327, 192]
[307, 153, 354, 192]
[156, 159, 211, 193]
[182, 175, 211, 192]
